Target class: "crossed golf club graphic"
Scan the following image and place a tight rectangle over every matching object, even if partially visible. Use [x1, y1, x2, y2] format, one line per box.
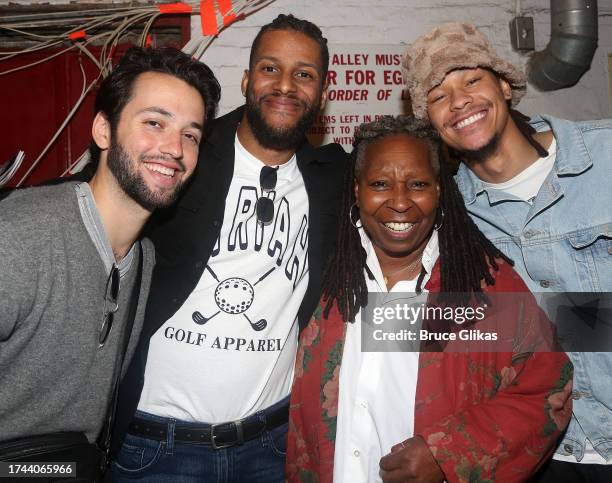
[192, 265, 276, 332]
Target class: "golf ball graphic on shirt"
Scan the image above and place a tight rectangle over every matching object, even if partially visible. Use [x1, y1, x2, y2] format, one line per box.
[193, 265, 273, 331]
[214, 277, 255, 314]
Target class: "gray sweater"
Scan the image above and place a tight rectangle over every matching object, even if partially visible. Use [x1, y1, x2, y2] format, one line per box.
[0, 183, 154, 442]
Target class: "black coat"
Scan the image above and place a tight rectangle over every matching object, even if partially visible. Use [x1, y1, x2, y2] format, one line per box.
[112, 106, 347, 453]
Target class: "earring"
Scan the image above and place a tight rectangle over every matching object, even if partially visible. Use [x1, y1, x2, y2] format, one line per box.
[434, 207, 444, 231]
[349, 202, 362, 229]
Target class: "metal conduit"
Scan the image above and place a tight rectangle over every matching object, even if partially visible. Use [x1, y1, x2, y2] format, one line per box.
[528, 0, 598, 91]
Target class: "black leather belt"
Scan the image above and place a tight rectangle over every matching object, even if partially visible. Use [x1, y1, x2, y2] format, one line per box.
[128, 403, 289, 449]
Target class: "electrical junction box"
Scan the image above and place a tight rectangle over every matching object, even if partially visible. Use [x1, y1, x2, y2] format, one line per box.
[510, 16, 535, 51]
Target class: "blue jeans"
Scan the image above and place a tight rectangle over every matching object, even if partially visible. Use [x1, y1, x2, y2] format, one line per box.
[111, 402, 288, 482]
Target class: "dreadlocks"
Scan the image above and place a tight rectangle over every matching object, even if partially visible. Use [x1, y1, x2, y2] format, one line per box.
[509, 108, 549, 157]
[322, 115, 513, 322]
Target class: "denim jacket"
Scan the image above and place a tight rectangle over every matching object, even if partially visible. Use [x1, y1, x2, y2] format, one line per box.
[455, 114, 612, 462]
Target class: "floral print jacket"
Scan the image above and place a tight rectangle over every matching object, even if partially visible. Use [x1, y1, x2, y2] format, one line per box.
[287, 260, 573, 483]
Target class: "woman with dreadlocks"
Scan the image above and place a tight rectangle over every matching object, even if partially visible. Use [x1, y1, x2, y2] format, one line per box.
[285, 116, 572, 483]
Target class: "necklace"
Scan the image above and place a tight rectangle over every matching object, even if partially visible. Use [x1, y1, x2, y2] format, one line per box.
[383, 256, 423, 286]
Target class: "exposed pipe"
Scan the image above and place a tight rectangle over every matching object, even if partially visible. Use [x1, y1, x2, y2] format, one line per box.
[528, 0, 598, 91]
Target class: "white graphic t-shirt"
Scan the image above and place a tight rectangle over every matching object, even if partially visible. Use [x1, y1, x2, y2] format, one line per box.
[138, 135, 309, 423]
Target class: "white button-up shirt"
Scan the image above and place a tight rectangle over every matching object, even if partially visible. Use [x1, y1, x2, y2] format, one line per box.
[333, 230, 440, 482]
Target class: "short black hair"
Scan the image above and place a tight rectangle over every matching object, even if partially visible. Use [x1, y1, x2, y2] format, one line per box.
[90, 46, 221, 163]
[249, 14, 329, 81]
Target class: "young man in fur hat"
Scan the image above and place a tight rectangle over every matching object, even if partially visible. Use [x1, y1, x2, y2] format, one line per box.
[403, 22, 612, 482]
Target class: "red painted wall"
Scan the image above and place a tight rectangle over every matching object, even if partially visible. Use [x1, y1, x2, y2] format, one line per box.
[0, 15, 190, 187]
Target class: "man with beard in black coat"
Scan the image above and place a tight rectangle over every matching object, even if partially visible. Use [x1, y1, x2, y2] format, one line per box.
[111, 14, 347, 482]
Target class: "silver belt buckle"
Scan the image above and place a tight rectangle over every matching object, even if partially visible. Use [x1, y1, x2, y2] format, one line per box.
[211, 419, 244, 449]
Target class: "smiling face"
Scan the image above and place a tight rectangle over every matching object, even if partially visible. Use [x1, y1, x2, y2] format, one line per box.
[355, 134, 440, 260]
[426, 68, 513, 158]
[242, 29, 327, 150]
[94, 71, 205, 211]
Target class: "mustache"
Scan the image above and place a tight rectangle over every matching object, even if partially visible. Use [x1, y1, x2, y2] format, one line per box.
[260, 92, 309, 109]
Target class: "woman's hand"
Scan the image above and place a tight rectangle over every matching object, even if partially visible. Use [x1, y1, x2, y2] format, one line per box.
[379, 435, 445, 483]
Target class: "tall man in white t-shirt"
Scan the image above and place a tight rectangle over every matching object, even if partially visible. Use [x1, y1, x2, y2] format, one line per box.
[111, 14, 347, 482]
[402, 22, 612, 483]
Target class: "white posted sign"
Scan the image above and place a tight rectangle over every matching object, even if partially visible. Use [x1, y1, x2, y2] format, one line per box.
[307, 44, 409, 151]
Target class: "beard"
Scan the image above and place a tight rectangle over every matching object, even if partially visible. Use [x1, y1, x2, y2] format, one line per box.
[455, 133, 500, 164]
[245, 89, 320, 151]
[107, 140, 186, 212]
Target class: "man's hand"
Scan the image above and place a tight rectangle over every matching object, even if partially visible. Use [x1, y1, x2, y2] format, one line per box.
[379, 435, 445, 483]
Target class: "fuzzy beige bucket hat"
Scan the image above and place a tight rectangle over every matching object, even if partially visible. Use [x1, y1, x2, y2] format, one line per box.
[402, 22, 526, 120]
